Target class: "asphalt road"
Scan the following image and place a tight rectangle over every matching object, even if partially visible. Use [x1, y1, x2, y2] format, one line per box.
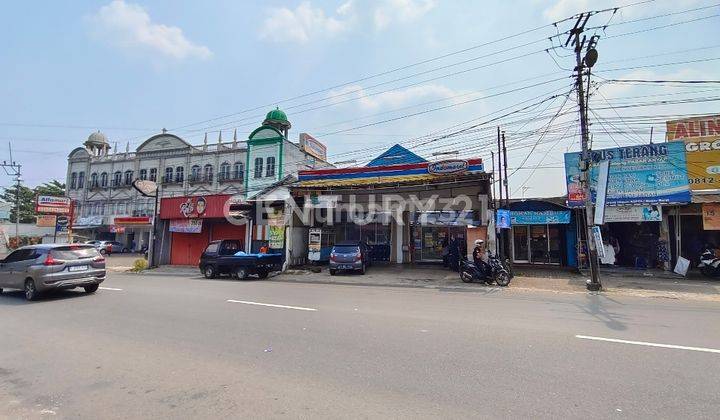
[1, 273, 719, 419]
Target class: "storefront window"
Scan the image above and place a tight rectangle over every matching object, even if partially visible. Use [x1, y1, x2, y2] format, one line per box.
[513, 226, 529, 261]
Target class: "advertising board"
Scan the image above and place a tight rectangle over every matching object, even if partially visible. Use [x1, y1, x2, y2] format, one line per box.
[564, 142, 691, 207]
[666, 115, 720, 191]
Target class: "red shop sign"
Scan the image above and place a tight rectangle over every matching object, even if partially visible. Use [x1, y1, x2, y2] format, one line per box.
[160, 194, 232, 220]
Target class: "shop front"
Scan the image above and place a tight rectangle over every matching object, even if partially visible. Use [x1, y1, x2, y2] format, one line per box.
[112, 216, 152, 251]
[159, 194, 247, 265]
[598, 205, 665, 269]
[293, 147, 490, 266]
[508, 199, 575, 267]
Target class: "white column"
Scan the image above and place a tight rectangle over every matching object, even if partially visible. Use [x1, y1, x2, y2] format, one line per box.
[395, 216, 403, 264]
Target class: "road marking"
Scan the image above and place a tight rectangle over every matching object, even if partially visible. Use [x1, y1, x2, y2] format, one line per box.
[227, 300, 317, 311]
[575, 335, 720, 354]
[99, 287, 123, 291]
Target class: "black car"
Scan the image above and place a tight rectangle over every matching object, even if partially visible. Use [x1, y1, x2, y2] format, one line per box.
[329, 240, 371, 275]
[199, 240, 283, 279]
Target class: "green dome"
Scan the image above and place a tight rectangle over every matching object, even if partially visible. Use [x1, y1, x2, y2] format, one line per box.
[265, 107, 288, 122]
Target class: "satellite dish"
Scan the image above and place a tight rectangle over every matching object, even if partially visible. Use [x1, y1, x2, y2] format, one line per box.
[584, 48, 599, 68]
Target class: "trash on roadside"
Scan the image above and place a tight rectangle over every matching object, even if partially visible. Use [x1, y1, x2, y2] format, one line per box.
[264, 347, 272, 353]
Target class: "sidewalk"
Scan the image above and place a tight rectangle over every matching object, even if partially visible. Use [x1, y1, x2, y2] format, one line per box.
[139, 262, 720, 301]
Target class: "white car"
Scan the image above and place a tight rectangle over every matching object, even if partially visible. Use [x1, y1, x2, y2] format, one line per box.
[86, 240, 129, 255]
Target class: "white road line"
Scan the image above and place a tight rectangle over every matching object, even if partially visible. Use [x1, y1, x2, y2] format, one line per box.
[575, 335, 720, 354]
[99, 287, 123, 291]
[227, 299, 317, 311]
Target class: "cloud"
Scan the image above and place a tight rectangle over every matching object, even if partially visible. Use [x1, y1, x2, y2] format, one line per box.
[542, 0, 703, 21]
[258, 1, 352, 44]
[374, 0, 437, 29]
[87, 0, 211, 60]
[328, 83, 469, 110]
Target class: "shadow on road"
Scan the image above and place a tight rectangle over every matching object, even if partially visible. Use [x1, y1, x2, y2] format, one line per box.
[0, 289, 93, 305]
[574, 294, 628, 331]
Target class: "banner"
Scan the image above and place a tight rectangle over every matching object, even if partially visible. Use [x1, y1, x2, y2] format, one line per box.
[702, 203, 720, 230]
[36, 214, 57, 227]
[496, 209, 511, 229]
[564, 142, 691, 207]
[169, 219, 203, 233]
[510, 211, 570, 225]
[604, 205, 662, 223]
[268, 226, 285, 249]
[666, 115, 720, 191]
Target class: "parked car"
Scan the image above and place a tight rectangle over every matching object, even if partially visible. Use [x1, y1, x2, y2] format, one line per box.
[89, 241, 129, 255]
[0, 244, 106, 300]
[329, 241, 371, 275]
[199, 240, 283, 279]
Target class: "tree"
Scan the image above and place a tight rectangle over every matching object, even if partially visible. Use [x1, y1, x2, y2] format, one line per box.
[1, 184, 35, 223]
[0, 179, 67, 224]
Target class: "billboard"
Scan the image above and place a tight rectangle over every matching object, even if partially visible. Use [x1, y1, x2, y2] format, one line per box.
[564, 142, 691, 207]
[603, 205, 662, 223]
[299, 133, 327, 161]
[666, 115, 720, 191]
[36, 214, 57, 227]
[35, 195, 71, 214]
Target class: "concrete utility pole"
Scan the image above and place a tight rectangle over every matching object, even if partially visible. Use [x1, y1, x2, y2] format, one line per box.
[1, 143, 23, 248]
[566, 13, 601, 291]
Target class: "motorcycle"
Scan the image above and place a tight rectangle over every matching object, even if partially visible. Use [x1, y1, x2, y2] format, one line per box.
[459, 252, 512, 287]
[698, 247, 720, 278]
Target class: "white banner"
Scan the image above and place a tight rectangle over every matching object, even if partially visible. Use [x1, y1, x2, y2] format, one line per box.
[604, 205, 662, 223]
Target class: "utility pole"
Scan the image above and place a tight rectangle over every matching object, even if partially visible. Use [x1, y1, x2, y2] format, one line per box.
[1, 143, 22, 248]
[501, 131, 510, 261]
[566, 13, 601, 291]
[496, 127, 503, 259]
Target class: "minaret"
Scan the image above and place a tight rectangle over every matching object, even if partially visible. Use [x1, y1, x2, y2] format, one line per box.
[203, 133, 208, 151]
[232, 128, 238, 148]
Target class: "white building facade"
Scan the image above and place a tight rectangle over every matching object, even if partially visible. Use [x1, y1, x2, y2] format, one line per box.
[66, 109, 330, 252]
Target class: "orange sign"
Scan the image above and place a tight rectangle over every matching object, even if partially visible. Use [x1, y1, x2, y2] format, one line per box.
[703, 203, 720, 230]
[36, 214, 57, 227]
[666, 115, 720, 191]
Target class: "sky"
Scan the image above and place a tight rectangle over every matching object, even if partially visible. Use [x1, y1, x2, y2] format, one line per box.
[1, 0, 719, 197]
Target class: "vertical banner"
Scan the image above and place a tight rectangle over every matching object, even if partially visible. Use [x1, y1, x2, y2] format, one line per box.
[592, 226, 606, 259]
[594, 160, 610, 225]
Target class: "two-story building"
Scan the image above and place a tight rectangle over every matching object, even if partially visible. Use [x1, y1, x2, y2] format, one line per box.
[66, 108, 331, 264]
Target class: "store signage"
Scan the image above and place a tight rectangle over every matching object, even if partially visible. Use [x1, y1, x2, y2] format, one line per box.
[114, 216, 152, 225]
[169, 219, 203, 233]
[496, 209, 511, 229]
[428, 159, 469, 175]
[268, 226, 285, 249]
[36, 214, 57, 227]
[603, 205, 662, 223]
[564, 142, 691, 207]
[510, 211, 570, 225]
[666, 115, 720, 191]
[161, 194, 231, 220]
[110, 226, 126, 233]
[35, 195, 71, 214]
[74, 215, 104, 227]
[180, 196, 207, 217]
[299, 133, 327, 161]
[55, 215, 69, 226]
[702, 203, 720, 230]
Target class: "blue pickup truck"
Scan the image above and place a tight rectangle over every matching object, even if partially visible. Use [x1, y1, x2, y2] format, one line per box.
[199, 240, 283, 280]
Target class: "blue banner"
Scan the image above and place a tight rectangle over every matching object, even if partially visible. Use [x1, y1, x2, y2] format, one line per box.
[496, 209, 511, 229]
[564, 142, 691, 207]
[511, 210, 570, 225]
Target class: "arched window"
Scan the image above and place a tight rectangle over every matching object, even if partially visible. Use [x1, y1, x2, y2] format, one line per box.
[139, 169, 147, 180]
[77, 171, 85, 189]
[266, 156, 276, 178]
[254, 157, 263, 179]
[176, 166, 184, 183]
[124, 170, 133, 185]
[70, 172, 77, 189]
[113, 171, 122, 187]
[219, 162, 230, 181]
[191, 165, 201, 181]
[100, 172, 108, 188]
[90, 173, 98, 188]
[164, 167, 173, 183]
[149, 168, 157, 182]
[233, 162, 244, 181]
[203, 164, 213, 182]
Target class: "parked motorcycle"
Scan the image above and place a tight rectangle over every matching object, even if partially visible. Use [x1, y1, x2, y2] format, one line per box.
[459, 252, 512, 286]
[698, 247, 720, 278]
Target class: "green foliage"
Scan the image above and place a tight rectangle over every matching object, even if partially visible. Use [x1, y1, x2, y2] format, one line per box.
[130, 258, 149, 272]
[0, 179, 66, 224]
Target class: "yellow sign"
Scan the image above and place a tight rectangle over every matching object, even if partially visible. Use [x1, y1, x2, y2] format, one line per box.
[36, 214, 57, 227]
[703, 203, 720, 230]
[666, 115, 720, 191]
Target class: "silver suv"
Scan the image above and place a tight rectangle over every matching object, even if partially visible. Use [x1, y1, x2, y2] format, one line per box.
[0, 244, 106, 300]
